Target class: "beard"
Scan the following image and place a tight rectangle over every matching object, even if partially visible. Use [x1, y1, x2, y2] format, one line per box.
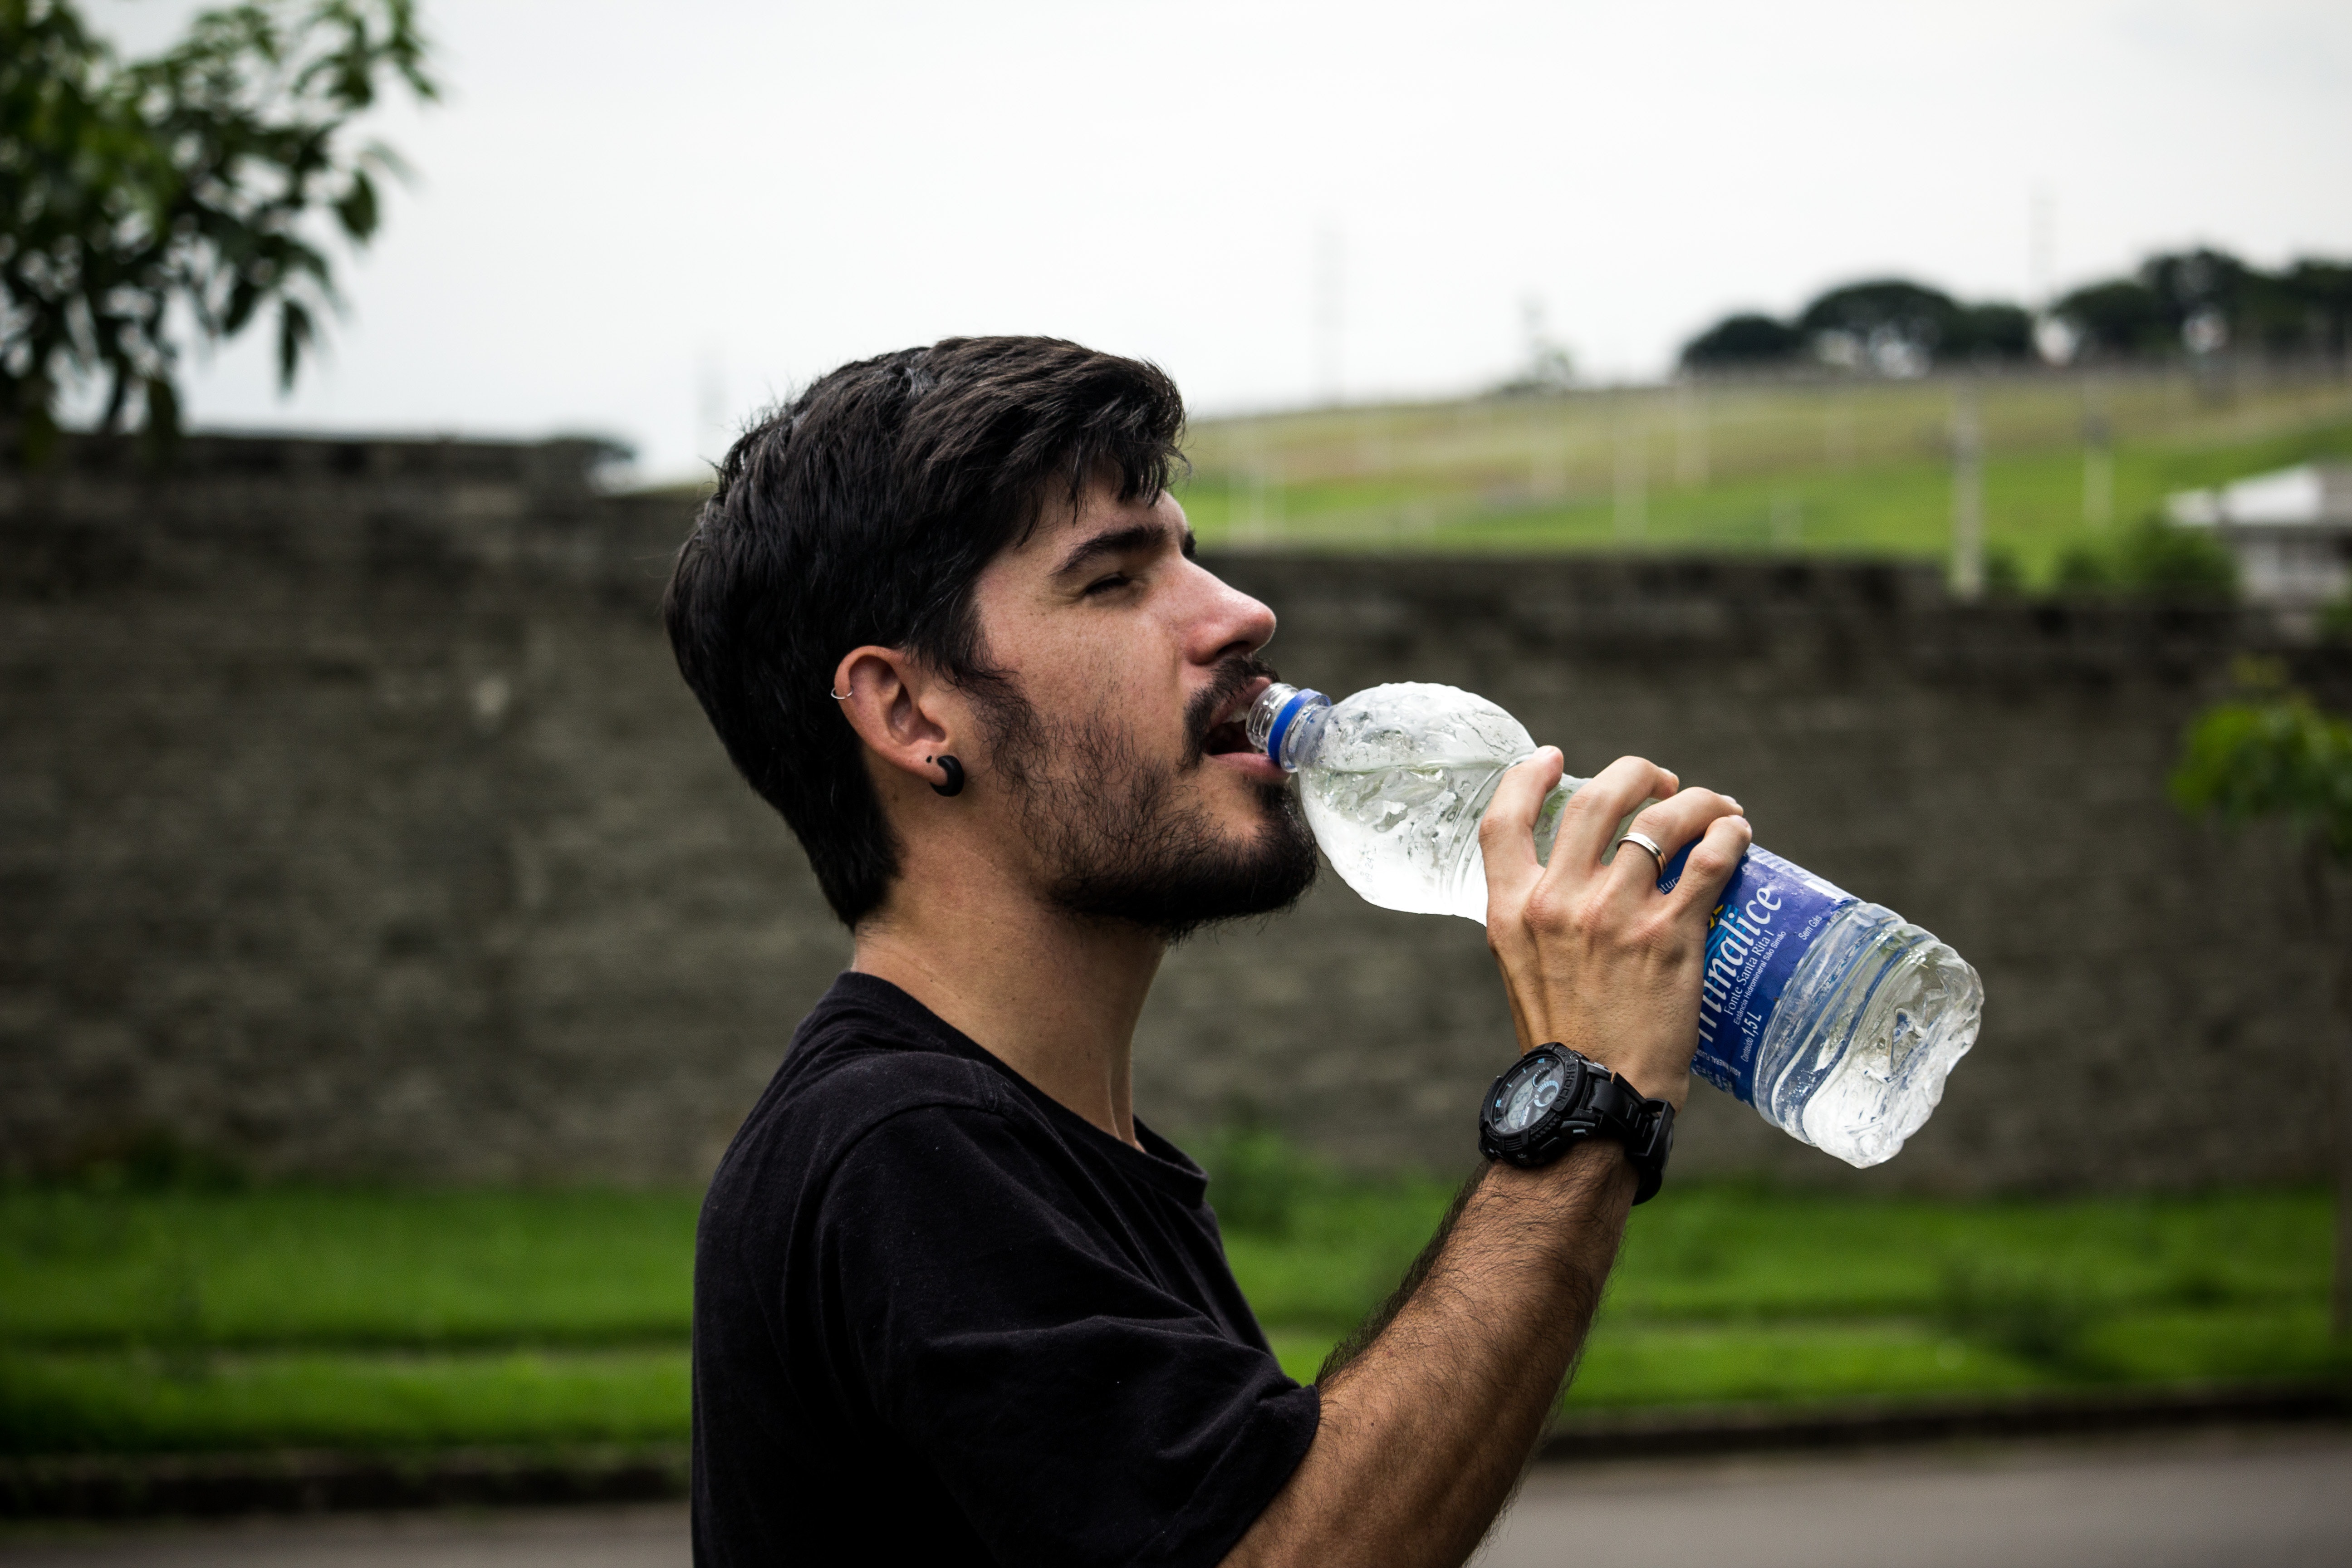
[975, 656, 1320, 942]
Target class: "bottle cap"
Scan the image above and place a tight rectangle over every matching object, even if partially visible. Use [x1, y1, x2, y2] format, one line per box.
[1248, 684, 1328, 771]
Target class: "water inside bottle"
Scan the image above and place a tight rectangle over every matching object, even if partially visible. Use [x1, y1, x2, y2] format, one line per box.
[1285, 683, 1573, 921]
[1753, 906, 1983, 1167]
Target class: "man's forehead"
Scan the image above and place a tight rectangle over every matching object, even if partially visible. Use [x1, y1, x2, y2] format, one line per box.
[1014, 485, 1188, 572]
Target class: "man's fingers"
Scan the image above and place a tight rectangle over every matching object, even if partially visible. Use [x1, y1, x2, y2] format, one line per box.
[1548, 755, 1679, 875]
[1479, 747, 1566, 914]
[1656, 810, 1754, 917]
[1609, 788, 1746, 899]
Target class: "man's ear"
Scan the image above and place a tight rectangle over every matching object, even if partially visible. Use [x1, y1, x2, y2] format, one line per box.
[832, 647, 967, 797]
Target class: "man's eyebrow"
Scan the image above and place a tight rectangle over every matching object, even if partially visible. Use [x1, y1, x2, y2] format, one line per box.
[1053, 519, 1188, 577]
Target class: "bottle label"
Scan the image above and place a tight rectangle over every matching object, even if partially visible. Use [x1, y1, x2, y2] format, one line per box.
[1656, 845, 1857, 1103]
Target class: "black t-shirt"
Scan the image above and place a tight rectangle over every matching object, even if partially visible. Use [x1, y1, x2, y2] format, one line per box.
[691, 972, 1319, 1567]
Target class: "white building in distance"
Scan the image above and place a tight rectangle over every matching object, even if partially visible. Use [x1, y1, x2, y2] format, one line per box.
[2166, 463, 2352, 608]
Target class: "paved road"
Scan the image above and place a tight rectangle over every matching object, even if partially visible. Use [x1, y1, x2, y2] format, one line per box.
[1479, 1431, 2352, 1568]
[3, 1432, 2345, 1568]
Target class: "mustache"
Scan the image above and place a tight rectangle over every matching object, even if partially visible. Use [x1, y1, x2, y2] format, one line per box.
[1185, 653, 1280, 763]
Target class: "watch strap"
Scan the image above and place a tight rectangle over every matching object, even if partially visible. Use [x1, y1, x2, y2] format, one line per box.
[1598, 1080, 1674, 1204]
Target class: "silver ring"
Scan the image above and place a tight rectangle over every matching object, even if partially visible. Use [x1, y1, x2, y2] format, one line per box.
[1617, 830, 1667, 874]
[828, 688, 850, 701]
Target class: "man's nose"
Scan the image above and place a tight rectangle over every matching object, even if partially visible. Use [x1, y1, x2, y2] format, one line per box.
[1190, 569, 1277, 662]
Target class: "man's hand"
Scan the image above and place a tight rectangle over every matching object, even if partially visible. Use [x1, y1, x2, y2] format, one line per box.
[1479, 751, 1751, 1108]
[1221, 752, 1753, 1568]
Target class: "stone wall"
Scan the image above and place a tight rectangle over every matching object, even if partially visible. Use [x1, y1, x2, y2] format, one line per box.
[3, 435, 2345, 1191]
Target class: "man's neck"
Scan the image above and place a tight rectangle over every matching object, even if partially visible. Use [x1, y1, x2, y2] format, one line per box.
[851, 864, 1164, 1150]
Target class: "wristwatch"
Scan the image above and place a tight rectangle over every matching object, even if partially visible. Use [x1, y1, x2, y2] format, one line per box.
[1477, 1044, 1676, 1204]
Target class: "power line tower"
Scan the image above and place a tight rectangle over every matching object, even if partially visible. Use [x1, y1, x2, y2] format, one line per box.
[1313, 224, 1344, 407]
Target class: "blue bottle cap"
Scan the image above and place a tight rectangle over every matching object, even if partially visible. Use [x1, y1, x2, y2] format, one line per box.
[1264, 687, 1327, 768]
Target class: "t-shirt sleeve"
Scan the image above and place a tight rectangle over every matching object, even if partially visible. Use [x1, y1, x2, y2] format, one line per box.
[813, 1102, 1318, 1568]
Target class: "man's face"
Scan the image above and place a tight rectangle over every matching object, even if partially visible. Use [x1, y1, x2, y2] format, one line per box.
[961, 482, 1318, 939]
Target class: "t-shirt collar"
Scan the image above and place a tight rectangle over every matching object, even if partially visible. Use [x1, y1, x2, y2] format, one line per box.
[822, 971, 1210, 1206]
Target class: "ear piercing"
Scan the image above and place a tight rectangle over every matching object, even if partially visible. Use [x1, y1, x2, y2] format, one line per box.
[833, 683, 960, 794]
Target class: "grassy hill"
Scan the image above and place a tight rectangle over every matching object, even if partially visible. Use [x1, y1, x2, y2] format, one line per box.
[1174, 365, 2352, 588]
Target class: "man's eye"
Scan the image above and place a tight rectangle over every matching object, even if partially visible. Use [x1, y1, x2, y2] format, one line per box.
[1083, 573, 1132, 597]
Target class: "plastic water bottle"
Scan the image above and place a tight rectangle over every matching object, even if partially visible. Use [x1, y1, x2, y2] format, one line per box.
[1247, 681, 1983, 1169]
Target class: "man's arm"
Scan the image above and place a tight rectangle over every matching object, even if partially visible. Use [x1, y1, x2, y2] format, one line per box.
[1224, 750, 1750, 1568]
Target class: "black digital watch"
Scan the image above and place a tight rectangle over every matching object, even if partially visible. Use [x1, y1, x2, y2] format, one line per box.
[1477, 1044, 1676, 1204]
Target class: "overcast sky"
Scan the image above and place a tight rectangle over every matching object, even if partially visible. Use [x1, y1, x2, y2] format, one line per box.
[84, 0, 2352, 482]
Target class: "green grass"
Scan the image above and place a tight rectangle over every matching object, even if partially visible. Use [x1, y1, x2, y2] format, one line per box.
[0, 1187, 700, 1351]
[0, 1349, 687, 1455]
[0, 1181, 2336, 1454]
[1175, 368, 2352, 590]
[1221, 1180, 2340, 1401]
[1273, 1300, 2342, 1406]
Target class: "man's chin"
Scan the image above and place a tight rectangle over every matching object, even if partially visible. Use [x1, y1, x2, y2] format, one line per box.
[1049, 791, 1319, 942]
[1159, 789, 1322, 936]
[1205, 779, 1321, 878]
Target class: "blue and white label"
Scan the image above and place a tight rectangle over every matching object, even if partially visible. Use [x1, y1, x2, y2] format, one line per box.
[1656, 845, 1856, 1104]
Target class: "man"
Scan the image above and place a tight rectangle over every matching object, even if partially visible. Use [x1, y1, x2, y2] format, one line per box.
[665, 337, 1748, 1567]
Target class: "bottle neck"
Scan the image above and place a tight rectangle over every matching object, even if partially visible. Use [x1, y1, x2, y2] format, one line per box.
[1246, 682, 1331, 773]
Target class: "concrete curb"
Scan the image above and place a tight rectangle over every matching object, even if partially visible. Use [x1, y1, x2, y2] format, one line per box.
[1537, 1382, 2352, 1462]
[3, 1385, 2343, 1519]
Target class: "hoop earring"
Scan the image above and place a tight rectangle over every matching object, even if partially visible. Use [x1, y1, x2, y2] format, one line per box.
[926, 755, 965, 798]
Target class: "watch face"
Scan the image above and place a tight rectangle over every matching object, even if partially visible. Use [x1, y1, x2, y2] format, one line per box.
[1492, 1053, 1574, 1137]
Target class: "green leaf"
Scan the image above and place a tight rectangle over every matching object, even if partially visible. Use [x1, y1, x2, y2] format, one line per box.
[276, 296, 314, 389]
[333, 167, 377, 240]
[3, 0, 438, 429]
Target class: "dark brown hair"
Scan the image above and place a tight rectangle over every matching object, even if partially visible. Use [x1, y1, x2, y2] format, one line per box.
[663, 337, 1187, 925]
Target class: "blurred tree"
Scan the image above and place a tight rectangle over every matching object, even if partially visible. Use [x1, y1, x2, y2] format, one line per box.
[2051, 516, 2237, 601]
[1796, 279, 1961, 375]
[2279, 260, 2352, 359]
[2052, 279, 2173, 359]
[2171, 666, 2352, 1334]
[2054, 248, 2352, 363]
[2117, 516, 2239, 601]
[1948, 302, 2034, 362]
[2144, 248, 2254, 358]
[2173, 670, 2352, 862]
[1682, 285, 2034, 377]
[2141, 248, 2250, 317]
[1678, 312, 1802, 371]
[1797, 279, 1961, 338]
[0, 0, 436, 460]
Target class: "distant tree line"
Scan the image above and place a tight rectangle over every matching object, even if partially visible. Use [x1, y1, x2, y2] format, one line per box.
[1681, 248, 2352, 377]
[2055, 250, 2352, 363]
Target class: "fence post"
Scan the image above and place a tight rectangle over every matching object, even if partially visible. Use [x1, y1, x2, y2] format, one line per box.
[2082, 376, 2114, 528]
[1950, 380, 1985, 599]
[1614, 404, 1648, 541]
